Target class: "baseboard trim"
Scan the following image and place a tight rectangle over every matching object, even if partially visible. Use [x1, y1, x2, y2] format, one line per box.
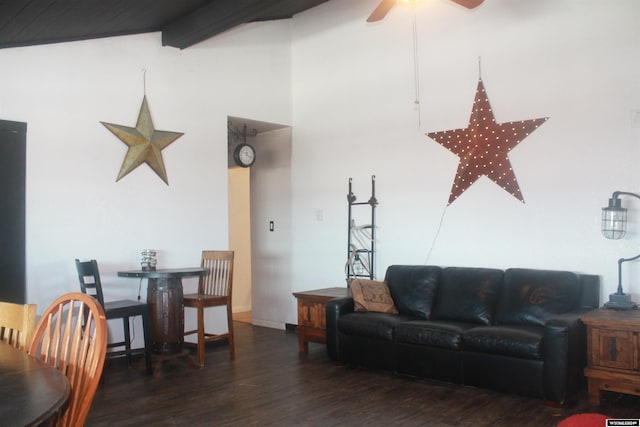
[251, 319, 286, 330]
[285, 323, 297, 333]
[232, 305, 252, 313]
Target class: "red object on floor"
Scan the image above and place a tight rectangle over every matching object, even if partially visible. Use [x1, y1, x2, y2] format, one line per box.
[558, 413, 609, 427]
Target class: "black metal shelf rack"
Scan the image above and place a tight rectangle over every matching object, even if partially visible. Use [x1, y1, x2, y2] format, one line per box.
[346, 175, 377, 281]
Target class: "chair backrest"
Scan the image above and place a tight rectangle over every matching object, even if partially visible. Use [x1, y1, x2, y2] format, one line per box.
[75, 259, 106, 307]
[28, 292, 107, 427]
[199, 250, 234, 298]
[0, 301, 36, 350]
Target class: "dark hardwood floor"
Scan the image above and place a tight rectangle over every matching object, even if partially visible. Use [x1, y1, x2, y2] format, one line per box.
[86, 323, 640, 426]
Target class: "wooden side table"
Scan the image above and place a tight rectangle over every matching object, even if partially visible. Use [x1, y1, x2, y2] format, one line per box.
[581, 308, 640, 405]
[293, 287, 349, 353]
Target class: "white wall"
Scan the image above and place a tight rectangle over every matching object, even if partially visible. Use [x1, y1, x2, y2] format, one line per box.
[289, 0, 640, 323]
[0, 22, 292, 341]
[251, 128, 293, 329]
[1, 0, 639, 332]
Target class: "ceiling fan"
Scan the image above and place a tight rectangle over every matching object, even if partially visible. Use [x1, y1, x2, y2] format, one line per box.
[367, 0, 484, 22]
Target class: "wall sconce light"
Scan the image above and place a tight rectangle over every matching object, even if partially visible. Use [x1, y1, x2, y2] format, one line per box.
[601, 191, 639, 309]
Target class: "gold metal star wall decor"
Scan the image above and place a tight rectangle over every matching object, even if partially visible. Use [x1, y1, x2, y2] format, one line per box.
[101, 96, 184, 185]
[426, 79, 548, 205]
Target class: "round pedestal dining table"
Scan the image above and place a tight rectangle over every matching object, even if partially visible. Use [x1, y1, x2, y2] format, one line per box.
[0, 341, 70, 426]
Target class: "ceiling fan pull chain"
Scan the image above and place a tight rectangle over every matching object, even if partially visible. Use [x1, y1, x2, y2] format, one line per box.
[412, 9, 421, 127]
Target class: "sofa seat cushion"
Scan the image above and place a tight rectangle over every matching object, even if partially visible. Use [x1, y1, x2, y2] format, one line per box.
[394, 320, 478, 350]
[463, 325, 544, 360]
[495, 268, 581, 327]
[431, 267, 503, 325]
[384, 265, 441, 319]
[338, 312, 412, 341]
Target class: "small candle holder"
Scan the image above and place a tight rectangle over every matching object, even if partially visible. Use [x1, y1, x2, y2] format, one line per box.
[140, 249, 157, 271]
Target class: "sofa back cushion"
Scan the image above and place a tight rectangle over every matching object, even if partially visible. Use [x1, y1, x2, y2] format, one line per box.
[431, 267, 503, 325]
[384, 265, 440, 319]
[495, 268, 581, 326]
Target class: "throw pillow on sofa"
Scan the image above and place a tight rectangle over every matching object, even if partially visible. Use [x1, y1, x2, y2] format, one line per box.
[350, 278, 398, 314]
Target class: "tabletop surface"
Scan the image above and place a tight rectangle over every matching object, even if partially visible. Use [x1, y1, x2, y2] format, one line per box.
[117, 267, 207, 279]
[580, 307, 640, 326]
[0, 342, 70, 426]
[292, 287, 349, 298]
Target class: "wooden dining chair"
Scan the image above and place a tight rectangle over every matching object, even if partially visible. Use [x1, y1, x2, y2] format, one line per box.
[183, 250, 235, 367]
[0, 301, 36, 350]
[75, 259, 152, 374]
[28, 292, 107, 427]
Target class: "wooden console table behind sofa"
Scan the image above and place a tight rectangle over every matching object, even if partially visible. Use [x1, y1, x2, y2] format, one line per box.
[293, 287, 349, 353]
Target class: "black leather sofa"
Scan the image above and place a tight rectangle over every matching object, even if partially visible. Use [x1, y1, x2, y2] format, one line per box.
[326, 265, 600, 405]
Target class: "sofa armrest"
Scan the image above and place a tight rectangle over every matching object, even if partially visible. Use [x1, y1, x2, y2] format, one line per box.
[326, 296, 354, 361]
[542, 311, 590, 404]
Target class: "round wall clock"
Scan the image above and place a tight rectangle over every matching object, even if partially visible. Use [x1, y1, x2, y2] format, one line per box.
[233, 143, 256, 167]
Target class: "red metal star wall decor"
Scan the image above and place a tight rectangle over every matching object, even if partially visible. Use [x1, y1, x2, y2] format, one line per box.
[426, 79, 548, 205]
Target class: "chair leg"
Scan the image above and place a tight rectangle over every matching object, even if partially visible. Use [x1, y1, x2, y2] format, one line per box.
[123, 316, 132, 365]
[197, 304, 206, 367]
[141, 309, 153, 375]
[226, 302, 235, 359]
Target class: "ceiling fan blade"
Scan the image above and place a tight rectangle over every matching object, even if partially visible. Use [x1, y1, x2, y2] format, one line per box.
[450, 0, 484, 9]
[367, 0, 397, 22]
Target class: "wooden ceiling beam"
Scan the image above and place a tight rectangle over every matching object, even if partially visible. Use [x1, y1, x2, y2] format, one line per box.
[161, 0, 327, 49]
[0, 0, 327, 50]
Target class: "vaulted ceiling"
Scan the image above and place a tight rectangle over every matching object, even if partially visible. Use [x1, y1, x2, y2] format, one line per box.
[0, 0, 329, 50]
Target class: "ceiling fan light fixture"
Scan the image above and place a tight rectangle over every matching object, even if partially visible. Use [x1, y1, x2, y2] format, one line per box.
[367, 0, 483, 23]
[452, 0, 484, 9]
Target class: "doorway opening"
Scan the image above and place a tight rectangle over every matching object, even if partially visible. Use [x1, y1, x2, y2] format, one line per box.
[0, 119, 27, 304]
[227, 116, 291, 328]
